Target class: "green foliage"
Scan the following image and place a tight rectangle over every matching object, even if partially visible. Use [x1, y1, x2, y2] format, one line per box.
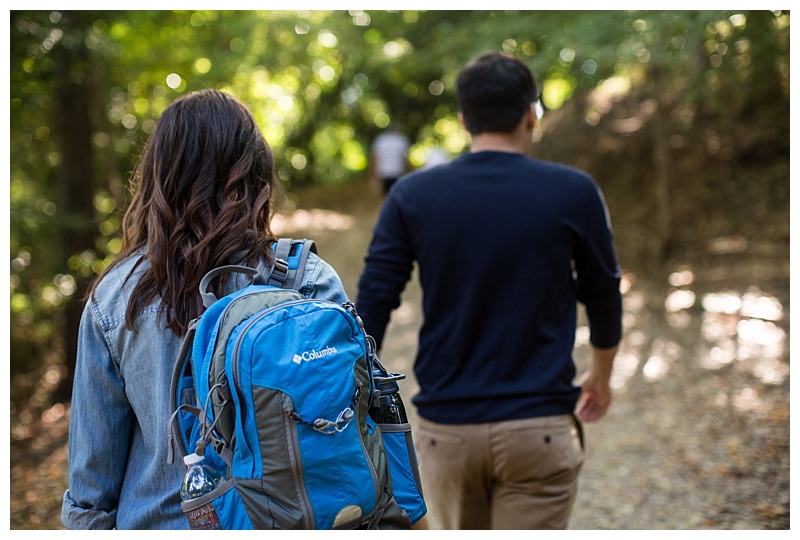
[9, 10, 790, 404]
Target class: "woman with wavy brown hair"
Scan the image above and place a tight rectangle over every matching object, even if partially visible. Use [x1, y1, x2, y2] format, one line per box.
[61, 90, 350, 529]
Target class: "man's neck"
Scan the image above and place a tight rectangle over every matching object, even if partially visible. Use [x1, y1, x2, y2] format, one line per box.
[469, 131, 531, 155]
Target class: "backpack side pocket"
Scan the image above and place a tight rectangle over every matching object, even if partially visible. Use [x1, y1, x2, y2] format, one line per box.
[181, 478, 254, 530]
[378, 422, 427, 525]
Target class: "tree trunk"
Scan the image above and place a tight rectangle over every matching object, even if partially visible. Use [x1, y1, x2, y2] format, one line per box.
[51, 12, 97, 404]
[741, 11, 787, 109]
[652, 102, 673, 260]
[647, 63, 673, 261]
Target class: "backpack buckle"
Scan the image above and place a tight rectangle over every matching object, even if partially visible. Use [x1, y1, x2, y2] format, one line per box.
[268, 259, 289, 286]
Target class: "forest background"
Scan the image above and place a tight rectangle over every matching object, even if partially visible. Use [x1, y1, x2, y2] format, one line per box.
[8, 9, 791, 529]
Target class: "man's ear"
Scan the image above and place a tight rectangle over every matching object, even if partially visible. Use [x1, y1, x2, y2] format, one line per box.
[525, 103, 537, 130]
[458, 111, 467, 130]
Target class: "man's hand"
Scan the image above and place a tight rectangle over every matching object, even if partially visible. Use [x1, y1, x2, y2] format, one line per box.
[575, 345, 617, 423]
[575, 372, 612, 423]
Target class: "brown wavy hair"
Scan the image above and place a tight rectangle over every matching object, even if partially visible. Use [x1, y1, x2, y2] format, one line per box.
[95, 89, 281, 335]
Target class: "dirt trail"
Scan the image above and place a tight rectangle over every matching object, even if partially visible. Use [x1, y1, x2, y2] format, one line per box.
[9, 183, 790, 530]
[280, 184, 791, 530]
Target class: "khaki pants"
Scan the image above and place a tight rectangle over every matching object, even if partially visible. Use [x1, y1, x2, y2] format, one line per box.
[415, 414, 584, 530]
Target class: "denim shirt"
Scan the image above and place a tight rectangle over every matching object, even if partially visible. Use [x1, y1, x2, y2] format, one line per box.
[61, 248, 349, 529]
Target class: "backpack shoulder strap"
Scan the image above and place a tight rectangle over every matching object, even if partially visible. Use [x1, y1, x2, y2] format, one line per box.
[267, 238, 318, 291]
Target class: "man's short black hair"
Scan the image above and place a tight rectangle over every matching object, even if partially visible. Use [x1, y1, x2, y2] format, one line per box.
[456, 51, 538, 135]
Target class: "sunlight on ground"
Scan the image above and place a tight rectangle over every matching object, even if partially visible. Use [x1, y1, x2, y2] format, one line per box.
[601, 265, 787, 398]
[699, 287, 786, 386]
[642, 338, 682, 382]
[731, 387, 768, 414]
[271, 208, 355, 234]
[610, 351, 639, 390]
[665, 289, 696, 312]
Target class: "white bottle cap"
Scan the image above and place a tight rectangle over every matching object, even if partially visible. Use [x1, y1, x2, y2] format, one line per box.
[183, 452, 204, 466]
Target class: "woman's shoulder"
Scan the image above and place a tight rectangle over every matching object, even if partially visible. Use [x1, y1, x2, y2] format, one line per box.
[89, 249, 153, 325]
[93, 249, 148, 293]
[299, 249, 349, 304]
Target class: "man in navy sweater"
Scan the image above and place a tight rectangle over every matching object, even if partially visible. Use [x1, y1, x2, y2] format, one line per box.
[356, 51, 622, 530]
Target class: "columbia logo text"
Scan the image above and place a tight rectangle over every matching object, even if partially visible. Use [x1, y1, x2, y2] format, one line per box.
[292, 346, 338, 364]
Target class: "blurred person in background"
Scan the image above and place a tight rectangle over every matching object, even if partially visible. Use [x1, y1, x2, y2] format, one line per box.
[420, 146, 450, 170]
[369, 126, 411, 195]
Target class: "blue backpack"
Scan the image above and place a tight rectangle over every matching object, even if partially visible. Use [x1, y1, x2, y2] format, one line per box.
[167, 239, 426, 529]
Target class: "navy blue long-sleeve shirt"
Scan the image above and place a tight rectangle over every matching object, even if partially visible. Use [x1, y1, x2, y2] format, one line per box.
[356, 151, 622, 424]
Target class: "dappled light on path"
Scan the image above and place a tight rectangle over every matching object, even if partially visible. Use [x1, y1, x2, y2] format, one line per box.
[272, 208, 355, 234]
[568, 258, 788, 529]
[577, 265, 789, 395]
